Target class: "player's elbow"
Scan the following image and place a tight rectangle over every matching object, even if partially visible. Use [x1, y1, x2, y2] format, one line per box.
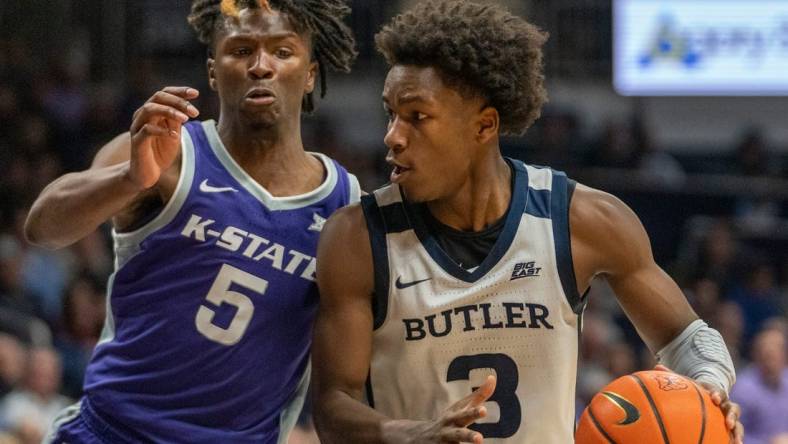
[23, 208, 45, 247]
[311, 392, 338, 442]
[311, 383, 354, 440]
[23, 205, 68, 250]
[23, 223, 60, 250]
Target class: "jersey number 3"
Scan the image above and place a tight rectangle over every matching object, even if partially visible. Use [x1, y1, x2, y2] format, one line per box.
[195, 264, 267, 345]
[447, 353, 522, 438]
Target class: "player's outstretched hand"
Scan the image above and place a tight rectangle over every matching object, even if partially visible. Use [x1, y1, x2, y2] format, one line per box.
[128, 86, 200, 190]
[382, 375, 496, 444]
[654, 364, 744, 444]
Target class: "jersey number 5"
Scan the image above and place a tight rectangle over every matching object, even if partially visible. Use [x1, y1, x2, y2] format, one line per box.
[447, 353, 521, 438]
[195, 264, 267, 345]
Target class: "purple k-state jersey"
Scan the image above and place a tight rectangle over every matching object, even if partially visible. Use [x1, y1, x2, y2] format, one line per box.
[82, 120, 360, 443]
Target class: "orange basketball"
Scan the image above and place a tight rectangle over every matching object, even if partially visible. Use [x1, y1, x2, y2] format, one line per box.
[576, 370, 729, 444]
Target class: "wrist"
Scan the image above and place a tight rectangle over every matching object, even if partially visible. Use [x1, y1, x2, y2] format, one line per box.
[381, 419, 422, 444]
[119, 161, 151, 192]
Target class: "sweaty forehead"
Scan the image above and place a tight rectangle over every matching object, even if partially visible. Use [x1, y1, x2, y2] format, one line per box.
[219, 8, 306, 43]
[382, 65, 450, 106]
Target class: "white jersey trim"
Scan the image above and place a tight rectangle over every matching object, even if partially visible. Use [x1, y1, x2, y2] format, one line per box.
[348, 173, 362, 204]
[43, 399, 82, 444]
[277, 361, 311, 444]
[96, 272, 117, 345]
[524, 164, 552, 190]
[111, 125, 196, 259]
[372, 183, 403, 207]
[201, 120, 339, 210]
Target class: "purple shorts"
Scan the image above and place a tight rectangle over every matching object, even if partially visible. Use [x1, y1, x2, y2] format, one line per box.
[46, 399, 137, 444]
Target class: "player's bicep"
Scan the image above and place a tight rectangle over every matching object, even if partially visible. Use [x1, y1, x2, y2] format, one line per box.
[91, 132, 132, 169]
[313, 205, 375, 400]
[572, 186, 697, 351]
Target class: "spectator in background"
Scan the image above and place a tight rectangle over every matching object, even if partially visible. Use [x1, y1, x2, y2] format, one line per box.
[0, 235, 42, 320]
[630, 117, 685, 186]
[686, 276, 721, 322]
[35, 54, 91, 171]
[0, 235, 52, 347]
[575, 310, 622, 419]
[728, 260, 785, 344]
[713, 301, 746, 368]
[584, 121, 638, 169]
[9, 207, 74, 326]
[54, 275, 105, 398]
[0, 334, 25, 398]
[676, 219, 744, 292]
[0, 347, 71, 444]
[735, 129, 772, 177]
[732, 129, 781, 233]
[514, 109, 581, 173]
[731, 323, 788, 444]
[606, 341, 638, 378]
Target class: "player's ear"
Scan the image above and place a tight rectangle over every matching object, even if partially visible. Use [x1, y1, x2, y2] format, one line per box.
[476, 105, 499, 144]
[207, 57, 218, 91]
[304, 61, 318, 94]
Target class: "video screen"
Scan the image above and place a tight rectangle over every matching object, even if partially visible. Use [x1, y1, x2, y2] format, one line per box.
[614, 0, 788, 96]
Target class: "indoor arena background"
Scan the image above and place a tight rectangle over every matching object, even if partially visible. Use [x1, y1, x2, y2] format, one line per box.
[0, 1, 787, 443]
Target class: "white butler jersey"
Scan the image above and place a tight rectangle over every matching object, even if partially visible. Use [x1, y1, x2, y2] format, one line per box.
[359, 160, 586, 444]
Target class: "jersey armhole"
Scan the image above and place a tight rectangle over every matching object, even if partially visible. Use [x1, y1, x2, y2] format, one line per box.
[347, 173, 362, 204]
[360, 195, 390, 330]
[551, 172, 587, 314]
[111, 126, 196, 264]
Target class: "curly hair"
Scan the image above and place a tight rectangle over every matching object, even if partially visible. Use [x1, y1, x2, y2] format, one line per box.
[375, 0, 548, 135]
[188, 0, 357, 113]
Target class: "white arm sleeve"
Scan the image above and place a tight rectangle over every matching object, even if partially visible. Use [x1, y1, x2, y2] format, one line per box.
[655, 319, 736, 394]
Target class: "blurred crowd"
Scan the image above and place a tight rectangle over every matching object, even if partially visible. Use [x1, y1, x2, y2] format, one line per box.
[2, 4, 788, 444]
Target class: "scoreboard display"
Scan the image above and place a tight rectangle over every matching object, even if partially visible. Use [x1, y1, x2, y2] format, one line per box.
[614, 0, 788, 96]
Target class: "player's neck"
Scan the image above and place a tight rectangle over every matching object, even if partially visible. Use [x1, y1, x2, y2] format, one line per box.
[426, 155, 511, 232]
[217, 114, 305, 159]
[216, 117, 324, 196]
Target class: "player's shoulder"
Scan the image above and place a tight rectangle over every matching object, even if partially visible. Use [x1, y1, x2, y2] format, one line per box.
[570, 183, 632, 227]
[325, 201, 366, 232]
[316, 201, 374, 295]
[570, 182, 652, 274]
[320, 202, 369, 255]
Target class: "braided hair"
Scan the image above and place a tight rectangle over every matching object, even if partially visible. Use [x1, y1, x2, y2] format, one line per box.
[188, 0, 357, 112]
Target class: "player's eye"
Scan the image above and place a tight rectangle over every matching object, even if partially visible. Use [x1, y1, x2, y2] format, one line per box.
[413, 112, 427, 121]
[232, 47, 253, 56]
[275, 48, 294, 59]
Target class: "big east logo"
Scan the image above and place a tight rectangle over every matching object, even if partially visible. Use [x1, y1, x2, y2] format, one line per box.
[511, 261, 541, 280]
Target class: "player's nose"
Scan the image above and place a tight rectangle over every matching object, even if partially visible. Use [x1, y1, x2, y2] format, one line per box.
[248, 50, 274, 79]
[384, 117, 407, 152]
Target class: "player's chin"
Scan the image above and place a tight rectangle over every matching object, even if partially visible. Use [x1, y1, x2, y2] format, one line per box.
[399, 182, 433, 204]
[241, 109, 279, 129]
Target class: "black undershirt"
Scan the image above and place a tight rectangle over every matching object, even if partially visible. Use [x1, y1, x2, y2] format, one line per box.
[418, 173, 577, 271]
[420, 206, 506, 270]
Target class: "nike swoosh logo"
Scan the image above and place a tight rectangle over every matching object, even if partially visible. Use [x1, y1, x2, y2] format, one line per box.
[602, 391, 640, 425]
[200, 179, 238, 193]
[395, 276, 431, 289]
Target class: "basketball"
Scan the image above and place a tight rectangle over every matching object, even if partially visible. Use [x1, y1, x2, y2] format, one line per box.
[575, 370, 729, 444]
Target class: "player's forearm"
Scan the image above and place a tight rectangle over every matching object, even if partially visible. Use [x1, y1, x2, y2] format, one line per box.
[314, 389, 403, 444]
[25, 162, 143, 249]
[656, 319, 736, 393]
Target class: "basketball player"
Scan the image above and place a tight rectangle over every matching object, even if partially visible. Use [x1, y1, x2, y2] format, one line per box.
[24, 1, 358, 442]
[311, 1, 743, 443]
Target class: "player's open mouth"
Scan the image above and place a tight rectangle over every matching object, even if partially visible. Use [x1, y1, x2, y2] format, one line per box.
[390, 165, 411, 183]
